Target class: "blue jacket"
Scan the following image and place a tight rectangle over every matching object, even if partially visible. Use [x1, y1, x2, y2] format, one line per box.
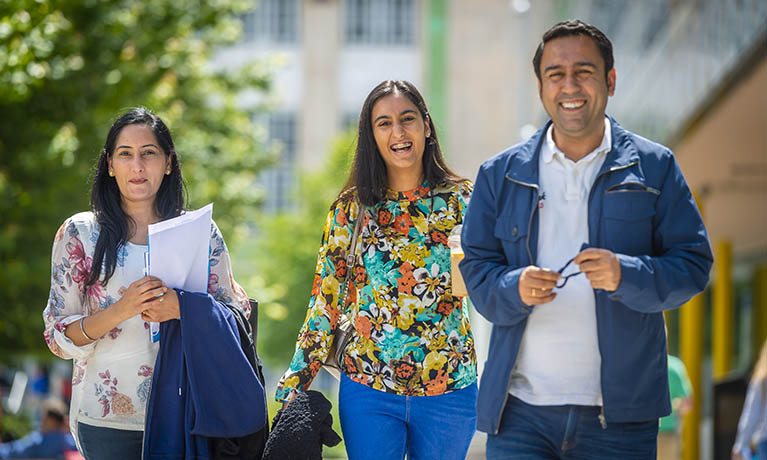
[0, 430, 76, 459]
[143, 291, 268, 459]
[459, 117, 712, 434]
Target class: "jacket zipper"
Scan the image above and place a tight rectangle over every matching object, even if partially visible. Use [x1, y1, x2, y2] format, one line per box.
[495, 174, 540, 434]
[503, 174, 539, 265]
[587, 160, 638, 430]
[604, 180, 660, 195]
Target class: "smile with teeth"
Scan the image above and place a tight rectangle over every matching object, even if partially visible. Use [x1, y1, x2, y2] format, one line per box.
[560, 100, 586, 109]
[391, 142, 412, 152]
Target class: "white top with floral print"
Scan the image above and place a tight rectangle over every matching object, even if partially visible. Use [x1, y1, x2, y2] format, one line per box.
[43, 212, 249, 440]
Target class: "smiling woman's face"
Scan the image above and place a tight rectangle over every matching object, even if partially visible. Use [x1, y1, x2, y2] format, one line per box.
[108, 123, 170, 207]
[371, 91, 431, 187]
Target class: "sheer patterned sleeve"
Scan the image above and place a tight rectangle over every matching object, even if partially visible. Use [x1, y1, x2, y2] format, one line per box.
[207, 220, 250, 318]
[275, 199, 357, 401]
[42, 217, 97, 360]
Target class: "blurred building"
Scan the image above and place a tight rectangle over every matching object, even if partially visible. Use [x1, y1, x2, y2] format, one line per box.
[216, 1, 766, 459]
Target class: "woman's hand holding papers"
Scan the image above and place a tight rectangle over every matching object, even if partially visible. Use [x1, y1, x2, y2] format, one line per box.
[140, 285, 181, 322]
[116, 276, 168, 320]
[65, 276, 167, 345]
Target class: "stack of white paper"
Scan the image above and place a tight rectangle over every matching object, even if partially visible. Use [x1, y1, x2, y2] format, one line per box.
[146, 203, 213, 341]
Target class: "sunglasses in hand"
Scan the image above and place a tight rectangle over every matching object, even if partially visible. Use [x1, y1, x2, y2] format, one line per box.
[555, 243, 592, 289]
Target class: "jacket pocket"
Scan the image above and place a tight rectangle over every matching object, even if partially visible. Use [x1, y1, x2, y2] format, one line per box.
[601, 190, 657, 254]
[494, 213, 528, 265]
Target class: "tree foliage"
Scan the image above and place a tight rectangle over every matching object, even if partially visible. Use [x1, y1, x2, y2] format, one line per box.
[247, 131, 357, 368]
[0, 0, 273, 356]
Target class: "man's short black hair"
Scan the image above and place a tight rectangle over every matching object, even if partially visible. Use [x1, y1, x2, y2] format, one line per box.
[41, 397, 68, 425]
[532, 19, 614, 82]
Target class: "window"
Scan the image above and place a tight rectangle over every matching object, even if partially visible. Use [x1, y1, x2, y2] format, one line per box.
[269, 113, 297, 164]
[345, 0, 415, 45]
[260, 113, 297, 213]
[242, 0, 299, 44]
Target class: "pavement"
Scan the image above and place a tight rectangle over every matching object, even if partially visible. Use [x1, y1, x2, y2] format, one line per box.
[466, 432, 487, 459]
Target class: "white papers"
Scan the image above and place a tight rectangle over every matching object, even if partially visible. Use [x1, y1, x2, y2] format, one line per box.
[147, 203, 213, 341]
[148, 203, 213, 293]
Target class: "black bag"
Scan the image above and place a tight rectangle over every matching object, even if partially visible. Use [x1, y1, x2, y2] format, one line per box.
[211, 298, 269, 460]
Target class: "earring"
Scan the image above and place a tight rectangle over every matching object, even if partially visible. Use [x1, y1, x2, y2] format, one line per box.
[165, 169, 171, 175]
[108, 170, 114, 177]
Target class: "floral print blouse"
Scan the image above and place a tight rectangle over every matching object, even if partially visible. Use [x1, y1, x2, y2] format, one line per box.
[276, 181, 476, 400]
[43, 212, 249, 438]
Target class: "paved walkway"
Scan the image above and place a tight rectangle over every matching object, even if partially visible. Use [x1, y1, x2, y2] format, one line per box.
[466, 432, 487, 459]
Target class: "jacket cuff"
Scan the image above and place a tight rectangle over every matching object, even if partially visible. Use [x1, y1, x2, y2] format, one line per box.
[499, 267, 534, 316]
[612, 254, 643, 304]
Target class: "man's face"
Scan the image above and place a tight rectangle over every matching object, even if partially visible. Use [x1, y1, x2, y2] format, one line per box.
[537, 34, 615, 144]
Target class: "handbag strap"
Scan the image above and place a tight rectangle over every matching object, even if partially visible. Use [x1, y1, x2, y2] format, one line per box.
[339, 202, 365, 316]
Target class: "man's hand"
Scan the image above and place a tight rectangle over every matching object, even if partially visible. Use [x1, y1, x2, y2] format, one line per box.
[574, 248, 621, 292]
[518, 266, 560, 306]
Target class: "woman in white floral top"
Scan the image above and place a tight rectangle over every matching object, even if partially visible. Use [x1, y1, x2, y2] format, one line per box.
[42, 108, 249, 460]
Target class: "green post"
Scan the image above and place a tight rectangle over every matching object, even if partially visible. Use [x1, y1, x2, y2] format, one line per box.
[426, 0, 448, 151]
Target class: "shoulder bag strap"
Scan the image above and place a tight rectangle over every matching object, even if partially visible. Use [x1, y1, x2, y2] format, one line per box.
[339, 202, 365, 317]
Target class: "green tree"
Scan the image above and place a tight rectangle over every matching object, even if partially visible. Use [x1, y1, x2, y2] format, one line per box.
[0, 0, 273, 357]
[246, 130, 357, 368]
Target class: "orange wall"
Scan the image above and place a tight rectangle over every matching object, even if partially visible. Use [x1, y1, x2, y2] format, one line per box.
[674, 57, 767, 258]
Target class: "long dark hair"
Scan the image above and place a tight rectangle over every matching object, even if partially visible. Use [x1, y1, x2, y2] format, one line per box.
[338, 80, 465, 207]
[86, 107, 185, 288]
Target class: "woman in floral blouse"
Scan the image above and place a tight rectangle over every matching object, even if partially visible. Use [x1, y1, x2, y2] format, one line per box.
[276, 80, 477, 460]
[42, 108, 249, 460]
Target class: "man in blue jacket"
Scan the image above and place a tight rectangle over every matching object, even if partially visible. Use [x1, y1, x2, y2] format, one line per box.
[460, 19, 712, 459]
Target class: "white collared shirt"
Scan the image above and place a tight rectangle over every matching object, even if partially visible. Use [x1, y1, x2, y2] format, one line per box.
[509, 117, 611, 407]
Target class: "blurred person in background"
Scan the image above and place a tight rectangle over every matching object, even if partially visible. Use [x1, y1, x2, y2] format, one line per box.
[732, 339, 767, 460]
[658, 354, 693, 460]
[460, 19, 712, 460]
[275, 80, 477, 460]
[0, 397, 77, 459]
[42, 107, 249, 460]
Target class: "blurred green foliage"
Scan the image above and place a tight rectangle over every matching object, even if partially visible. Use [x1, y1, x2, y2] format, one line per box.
[0, 0, 274, 356]
[0, 410, 33, 442]
[241, 130, 357, 369]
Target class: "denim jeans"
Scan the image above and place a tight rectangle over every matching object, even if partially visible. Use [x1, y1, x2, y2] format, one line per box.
[338, 374, 477, 460]
[486, 395, 658, 460]
[78, 422, 143, 460]
[757, 439, 767, 460]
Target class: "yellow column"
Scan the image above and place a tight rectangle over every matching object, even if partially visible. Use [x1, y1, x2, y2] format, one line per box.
[681, 192, 705, 460]
[754, 266, 767, 357]
[713, 240, 733, 378]
[681, 293, 704, 460]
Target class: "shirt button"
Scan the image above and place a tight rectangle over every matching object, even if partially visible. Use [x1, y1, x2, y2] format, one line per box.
[512, 226, 518, 237]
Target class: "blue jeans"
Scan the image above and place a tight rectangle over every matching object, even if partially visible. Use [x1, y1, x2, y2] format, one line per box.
[78, 422, 143, 460]
[486, 396, 658, 460]
[339, 374, 477, 460]
[757, 439, 767, 460]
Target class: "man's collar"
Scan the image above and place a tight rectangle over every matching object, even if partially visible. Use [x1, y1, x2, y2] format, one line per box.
[504, 116, 639, 186]
[543, 117, 611, 164]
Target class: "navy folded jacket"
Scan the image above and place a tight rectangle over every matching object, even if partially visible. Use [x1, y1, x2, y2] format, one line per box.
[143, 290, 268, 459]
